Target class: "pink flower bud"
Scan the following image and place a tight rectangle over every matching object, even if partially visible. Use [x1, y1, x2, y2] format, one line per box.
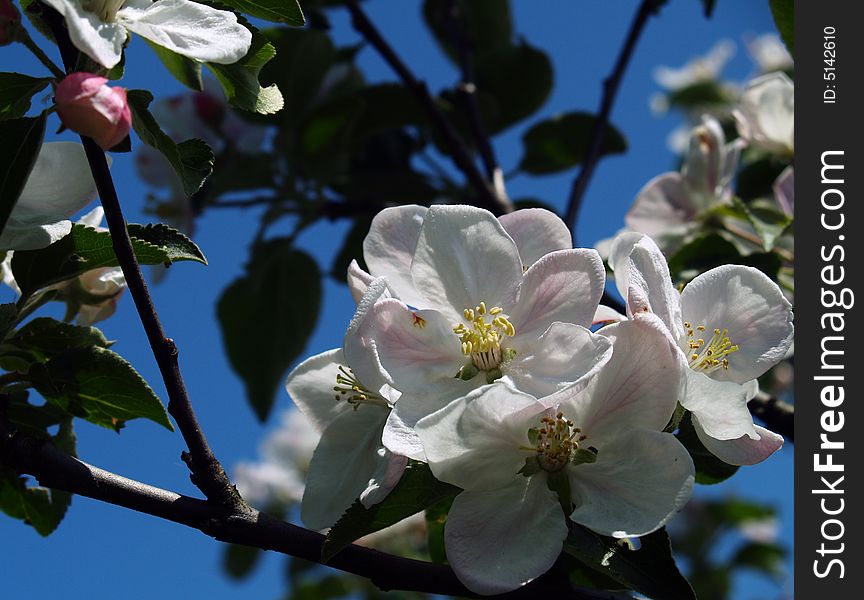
[55, 72, 132, 150]
[0, 0, 20, 46]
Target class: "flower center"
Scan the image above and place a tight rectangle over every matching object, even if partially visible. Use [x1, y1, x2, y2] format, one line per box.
[452, 302, 515, 371]
[683, 321, 740, 374]
[82, 0, 126, 22]
[332, 366, 389, 410]
[524, 412, 596, 473]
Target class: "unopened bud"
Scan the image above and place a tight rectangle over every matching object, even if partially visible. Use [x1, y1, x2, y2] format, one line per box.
[55, 72, 132, 150]
[0, 0, 21, 46]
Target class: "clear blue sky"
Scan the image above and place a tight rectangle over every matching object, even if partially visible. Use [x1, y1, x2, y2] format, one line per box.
[1, 1, 791, 599]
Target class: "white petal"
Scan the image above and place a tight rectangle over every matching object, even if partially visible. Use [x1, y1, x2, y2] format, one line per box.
[773, 166, 794, 216]
[14, 143, 98, 223]
[77, 206, 106, 229]
[359, 452, 409, 508]
[569, 429, 694, 537]
[626, 236, 684, 336]
[593, 304, 626, 325]
[681, 370, 757, 440]
[444, 477, 567, 595]
[285, 348, 351, 433]
[411, 205, 523, 320]
[343, 278, 391, 393]
[509, 249, 605, 335]
[552, 317, 685, 442]
[498, 208, 572, 267]
[43, 0, 127, 68]
[680, 265, 793, 383]
[362, 205, 428, 307]
[0, 221, 73, 251]
[347, 259, 374, 304]
[507, 323, 612, 399]
[694, 420, 784, 466]
[734, 72, 794, 153]
[119, 0, 252, 65]
[608, 231, 646, 300]
[381, 402, 428, 461]
[300, 405, 391, 530]
[415, 384, 543, 492]
[625, 173, 697, 240]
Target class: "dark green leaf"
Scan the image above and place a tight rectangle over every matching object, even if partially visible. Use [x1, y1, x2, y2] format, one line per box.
[322, 462, 460, 562]
[223, 543, 263, 580]
[519, 112, 627, 175]
[217, 241, 320, 421]
[667, 81, 733, 110]
[0, 74, 53, 121]
[0, 113, 47, 243]
[705, 498, 776, 525]
[738, 199, 792, 251]
[676, 412, 739, 484]
[701, 0, 717, 17]
[28, 346, 173, 431]
[425, 496, 453, 564]
[145, 42, 203, 91]
[10, 318, 110, 361]
[422, 0, 513, 64]
[735, 156, 787, 202]
[0, 301, 18, 340]
[769, 0, 794, 55]
[731, 541, 785, 575]
[2, 390, 69, 439]
[292, 575, 351, 600]
[564, 526, 695, 600]
[207, 26, 284, 115]
[217, 0, 304, 25]
[330, 217, 371, 282]
[11, 222, 206, 299]
[667, 233, 781, 283]
[127, 90, 215, 197]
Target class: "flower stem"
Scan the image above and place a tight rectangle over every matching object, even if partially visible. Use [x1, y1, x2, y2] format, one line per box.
[15, 28, 66, 79]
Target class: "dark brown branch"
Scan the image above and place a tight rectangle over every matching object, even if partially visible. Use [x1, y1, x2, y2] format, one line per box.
[46, 13, 241, 508]
[343, 0, 511, 216]
[0, 417, 624, 600]
[563, 0, 664, 239]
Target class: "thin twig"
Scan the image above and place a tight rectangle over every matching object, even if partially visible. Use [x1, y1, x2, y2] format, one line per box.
[45, 13, 241, 508]
[343, 0, 511, 216]
[0, 417, 622, 600]
[563, 0, 664, 239]
[15, 28, 66, 79]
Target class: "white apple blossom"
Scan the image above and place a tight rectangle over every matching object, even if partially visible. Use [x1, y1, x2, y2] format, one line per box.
[653, 40, 736, 91]
[1, 142, 100, 251]
[284, 279, 407, 530]
[43, 0, 252, 69]
[609, 232, 792, 465]
[415, 318, 694, 595]
[745, 33, 793, 74]
[734, 73, 794, 156]
[354, 205, 612, 460]
[773, 166, 794, 217]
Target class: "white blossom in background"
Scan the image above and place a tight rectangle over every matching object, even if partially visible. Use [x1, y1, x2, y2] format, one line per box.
[285, 279, 407, 530]
[1, 142, 100, 251]
[745, 33, 793, 74]
[773, 167, 794, 217]
[609, 232, 792, 465]
[734, 73, 794, 156]
[415, 318, 694, 595]
[43, 0, 251, 69]
[654, 40, 736, 91]
[352, 205, 612, 461]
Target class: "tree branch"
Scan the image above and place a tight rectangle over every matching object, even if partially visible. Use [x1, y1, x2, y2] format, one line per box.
[45, 12, 241, 508]
[563, 0, 664, 239]
[343, 0, 511, 216]
[0, 416, 624, 600]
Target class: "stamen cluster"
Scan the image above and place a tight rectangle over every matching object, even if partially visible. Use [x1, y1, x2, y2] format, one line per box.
[452, 302, 515, 370]
[333, 366, 388, 409]
[684, 321, 740, 373]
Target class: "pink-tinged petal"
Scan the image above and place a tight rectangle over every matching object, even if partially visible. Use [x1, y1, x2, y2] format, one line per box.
[627, 239, 684, 338]
[552, 317, 685, 442]
[569, 429, 694, 537]
[411, 205, 523, 320]
[773, 166, 794, 216]
[363, 205, 428, 307]
[42, 0, 127, 68]
[366, 298, 467, 395]
[343, 278, 392, 394]
[359, 452, 409, 508]
[694, 420, 783, 466]
[680, 265, 793, 383]
[681, 370, 758, 440]
[734, 72, 794, 154]
[285, 348, 352, 433]
[625, 173, 697, 239]
[444, 477, 567, 595]
[593, 304, 626, 325]
[415, 384, 543, 491]
[509, 249, 605, 334]
[300, 405, 391, 530]
[507, 323, 612, 399]
[608, 231, 646, 301]
[498, 207, 572, 267]
[347, 259, 374, 304]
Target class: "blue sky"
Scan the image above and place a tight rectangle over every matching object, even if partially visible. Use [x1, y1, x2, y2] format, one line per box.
[1, 1, 791, 598]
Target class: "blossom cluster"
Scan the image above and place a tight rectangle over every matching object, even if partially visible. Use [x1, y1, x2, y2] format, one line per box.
[280, 202, 793, 594]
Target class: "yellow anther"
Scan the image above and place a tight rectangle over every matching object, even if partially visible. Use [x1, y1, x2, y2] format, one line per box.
[684, 323, 740, 374]
[453, 302, 516, 371]
[332, 366, 389, 409]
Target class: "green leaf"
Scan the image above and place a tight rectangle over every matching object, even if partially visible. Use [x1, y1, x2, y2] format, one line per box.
[425, 497, 451, 564]
[11, 222, 206, 299]
[28, 346, 173, 432]
[676, 412, 739, 484]
[769, 0, 794, 55]
[145, 42, 203, 91]
[0, 74, 53, 121]
[519, 112, 627, 175]
[217, 0, 304, 25]
[9, 318, 111, 362]
[126, 90, 214, 197]
[667, 81, 733, 110]
[207, 26, 284, 115]
[217, 241, 320, 421]
[422, 0, 513, 64]
[330, 217, 371, 282]
[705, 497, 776, 525]
[667, 233, 781, 283]
[223, 543, 263, 580]
[0, 301, 18, 340]
[0, 113, 47, 243]
[564, 526, 696, 600]
[322, 462, 460, 562]
[736, 199, 792, 251]
[731, 541, 785, 576]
